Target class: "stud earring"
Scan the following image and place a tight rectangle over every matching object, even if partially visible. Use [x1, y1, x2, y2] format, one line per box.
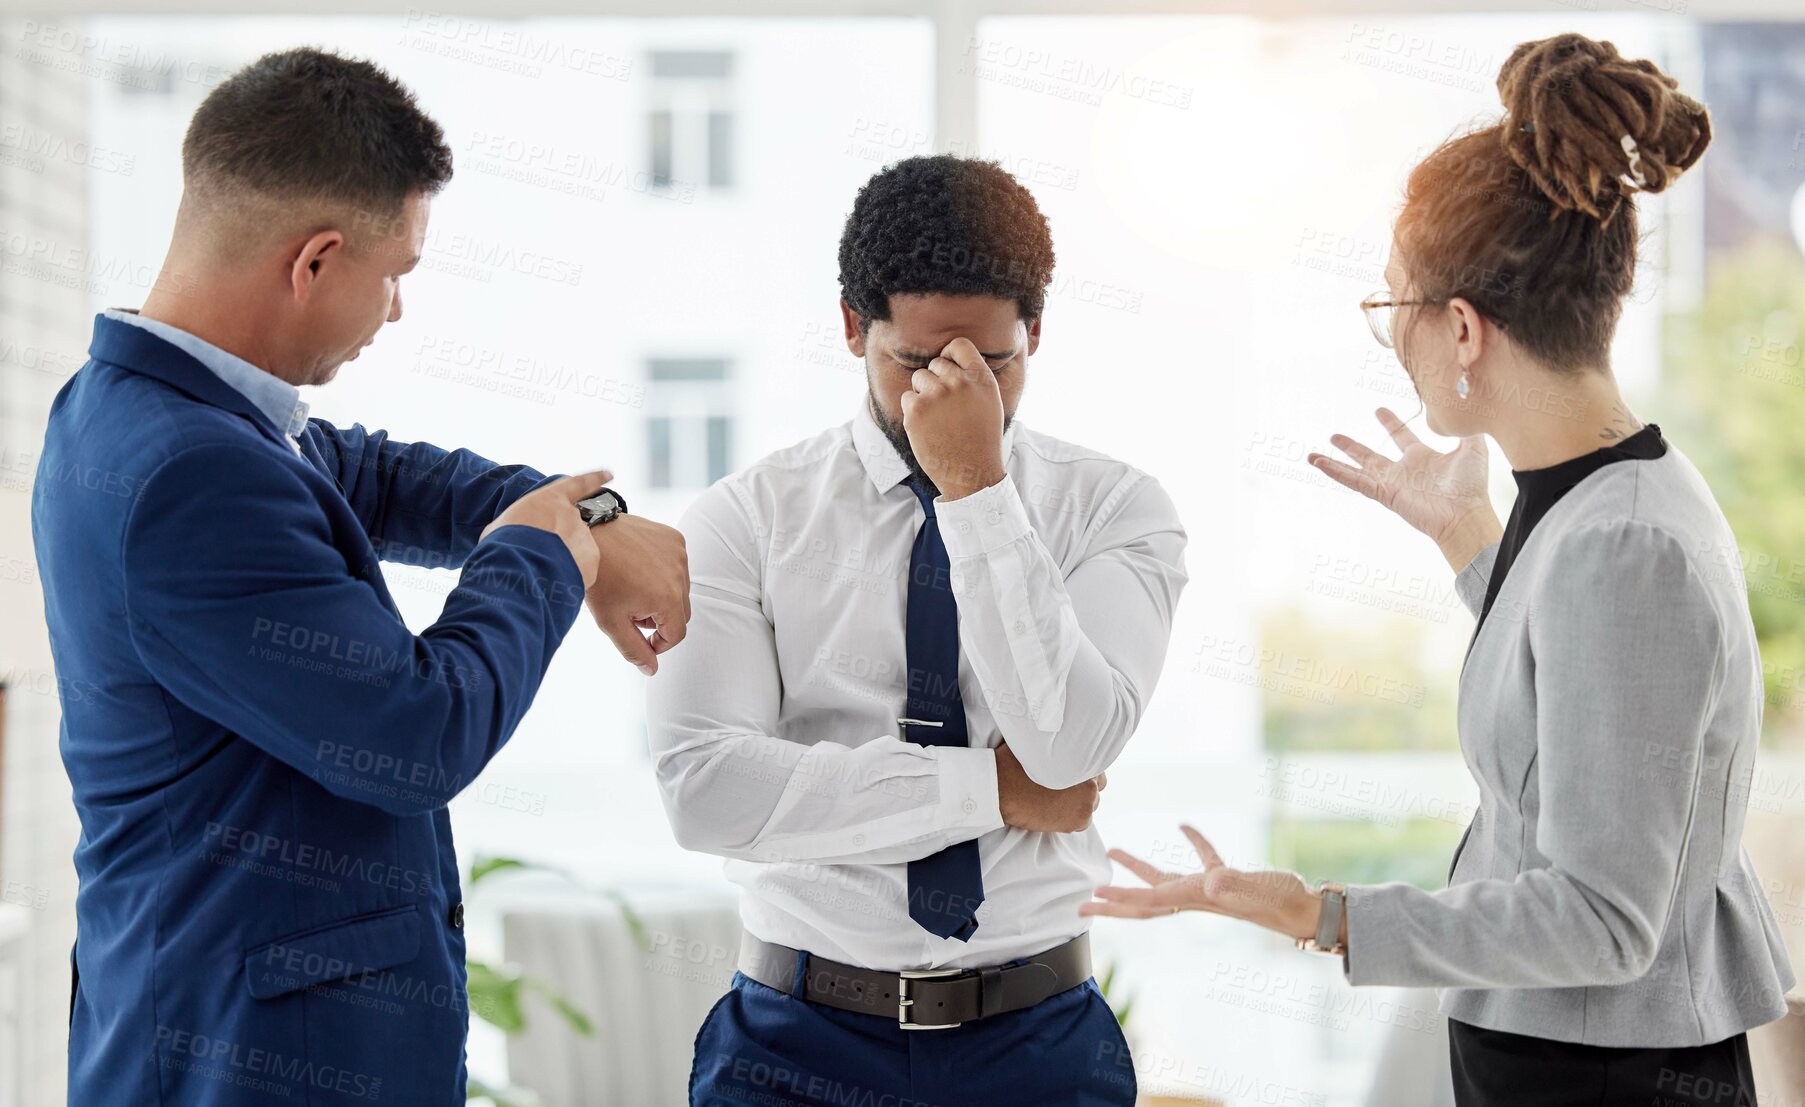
[1456, 371, 1470, 400]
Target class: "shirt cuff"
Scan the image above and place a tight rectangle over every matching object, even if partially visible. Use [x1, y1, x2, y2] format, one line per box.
[936, 477, 1030, 559]
[926, 745, 1005, 836]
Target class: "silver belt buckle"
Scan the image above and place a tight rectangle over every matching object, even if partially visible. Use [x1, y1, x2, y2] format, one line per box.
[897, 967, 965, 1030]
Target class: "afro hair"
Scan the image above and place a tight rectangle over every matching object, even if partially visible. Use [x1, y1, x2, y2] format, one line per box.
[837, 155, 1055, 328]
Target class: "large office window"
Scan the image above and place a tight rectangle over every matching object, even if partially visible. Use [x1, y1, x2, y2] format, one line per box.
[645, 356, 733, 489]
[647, 49, 735, 193]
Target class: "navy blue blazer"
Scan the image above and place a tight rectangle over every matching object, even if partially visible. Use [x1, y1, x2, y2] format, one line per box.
[32, 313, 585, 1104]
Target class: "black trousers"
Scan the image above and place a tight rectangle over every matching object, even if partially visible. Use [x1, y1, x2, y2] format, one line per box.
[1449, 1019, 1757, 1107]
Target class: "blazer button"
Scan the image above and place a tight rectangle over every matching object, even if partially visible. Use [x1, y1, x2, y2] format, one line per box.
[450, 902, 465, 929]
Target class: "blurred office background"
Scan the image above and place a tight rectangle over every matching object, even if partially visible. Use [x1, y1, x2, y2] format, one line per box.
[2, 3, 1805, 1105]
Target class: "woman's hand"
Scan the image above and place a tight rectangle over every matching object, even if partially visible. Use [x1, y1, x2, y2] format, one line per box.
[1307, 408, 1501, 572]
[1079, 825, 1321, 941]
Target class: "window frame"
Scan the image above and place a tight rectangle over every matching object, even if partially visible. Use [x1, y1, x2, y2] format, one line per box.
[46, 0, 1805, 162]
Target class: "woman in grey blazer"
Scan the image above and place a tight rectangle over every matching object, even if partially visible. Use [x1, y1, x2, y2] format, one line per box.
[1083, 33, 1794, 1106]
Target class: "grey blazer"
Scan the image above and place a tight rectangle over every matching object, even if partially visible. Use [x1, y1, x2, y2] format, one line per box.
[1344, 444, 1795, 1047]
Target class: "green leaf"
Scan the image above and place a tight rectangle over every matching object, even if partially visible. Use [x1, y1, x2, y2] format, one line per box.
[466, 1076, 534, 1107]
[1095, 960, 1134, 1030]
[465, 857, 648, 951]
[524, 973, 596, 1036]
[465, 959, 526, 1034]
[462, 857, 632, 1038]
[469, 856, 532, 886]
[468, 958, 595, 1039]
[592, 886, 654, 952]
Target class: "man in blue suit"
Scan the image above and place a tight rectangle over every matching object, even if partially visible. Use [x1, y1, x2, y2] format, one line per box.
[31, 48, 690, 1104]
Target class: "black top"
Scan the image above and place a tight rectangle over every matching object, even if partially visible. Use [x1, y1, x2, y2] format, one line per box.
[1476, 423, 1668, 630]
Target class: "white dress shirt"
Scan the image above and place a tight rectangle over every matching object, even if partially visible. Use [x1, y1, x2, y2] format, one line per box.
[646, 400, 1188, 971]
[104, 308, 310, 453]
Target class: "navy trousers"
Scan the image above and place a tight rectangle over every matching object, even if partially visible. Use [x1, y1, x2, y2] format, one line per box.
[690, 970, 1138, 1107]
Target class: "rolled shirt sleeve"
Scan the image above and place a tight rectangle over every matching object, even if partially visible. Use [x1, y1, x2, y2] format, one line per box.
[935, 471, 1188, 789]
[646, 480, 1004, 865]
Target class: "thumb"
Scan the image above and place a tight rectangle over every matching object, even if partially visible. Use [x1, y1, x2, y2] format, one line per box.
[602, 614, 658, 677]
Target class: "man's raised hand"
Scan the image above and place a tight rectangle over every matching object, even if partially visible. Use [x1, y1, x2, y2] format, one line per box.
[480, 469, 612, 590]
[900, 337, 1008, 500]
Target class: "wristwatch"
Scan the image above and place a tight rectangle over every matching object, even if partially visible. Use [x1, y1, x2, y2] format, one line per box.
[576, 487, 628, 527]
[1295, 882, 1347, 956]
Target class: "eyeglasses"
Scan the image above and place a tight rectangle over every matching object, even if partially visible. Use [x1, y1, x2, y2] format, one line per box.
[1359, 291, 1435, 350]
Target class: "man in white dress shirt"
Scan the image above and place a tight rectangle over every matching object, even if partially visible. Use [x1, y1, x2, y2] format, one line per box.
[648, 155, 1187, 1106]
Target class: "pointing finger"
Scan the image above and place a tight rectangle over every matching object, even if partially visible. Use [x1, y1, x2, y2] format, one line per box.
[555, 469, 615, 502]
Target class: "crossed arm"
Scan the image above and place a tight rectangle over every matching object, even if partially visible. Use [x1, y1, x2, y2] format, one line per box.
[645, 468, 1188, 864]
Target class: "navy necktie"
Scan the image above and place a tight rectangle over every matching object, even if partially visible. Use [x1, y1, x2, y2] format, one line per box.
[902, 478, 985, 941]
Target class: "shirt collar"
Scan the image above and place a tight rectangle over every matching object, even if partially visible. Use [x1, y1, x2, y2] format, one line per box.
[103, 308, 310, 441]
[850, 395, 1019, 495]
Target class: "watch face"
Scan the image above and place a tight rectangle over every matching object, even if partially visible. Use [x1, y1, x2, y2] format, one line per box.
[578, 489, 622, 525]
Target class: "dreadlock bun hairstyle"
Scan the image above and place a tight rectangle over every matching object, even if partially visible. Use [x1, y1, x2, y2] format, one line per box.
[1498, 34, 1712, 220]
[1393, 33, 1712, 372]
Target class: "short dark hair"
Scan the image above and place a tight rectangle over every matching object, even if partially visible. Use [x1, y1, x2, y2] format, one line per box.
[837, 155, 1055, 328]
[183, 47, 453, 213]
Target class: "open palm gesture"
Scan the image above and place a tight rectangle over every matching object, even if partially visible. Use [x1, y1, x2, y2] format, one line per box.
[1079, 826, 1316, 940]
[1307, 408, 1499, 567]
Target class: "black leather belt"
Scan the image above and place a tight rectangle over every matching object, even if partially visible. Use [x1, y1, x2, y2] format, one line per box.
[739, 933, 1091, 1030]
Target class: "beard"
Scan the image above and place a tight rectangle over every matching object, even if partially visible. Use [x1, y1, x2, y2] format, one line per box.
[868, 389, 936, 496]
[865, 383, 1014, 500]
